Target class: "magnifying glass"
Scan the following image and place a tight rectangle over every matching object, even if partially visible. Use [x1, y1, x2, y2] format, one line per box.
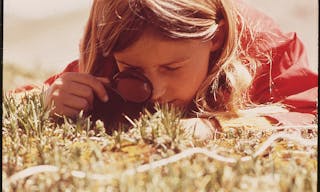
[105, 70, 153, 103]
[92, 69, 153, 130]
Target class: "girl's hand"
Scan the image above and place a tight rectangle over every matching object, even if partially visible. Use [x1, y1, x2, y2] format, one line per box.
[180, 118, 216, 141]
[44, 72, 110, 118]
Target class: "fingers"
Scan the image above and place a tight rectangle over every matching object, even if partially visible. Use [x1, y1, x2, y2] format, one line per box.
[65, 81, 95, 106]
[44, 72, 111, 118]
[58, 91, 90, 111]
[96, 77, 111, 85]
[47, 87, 90, 117]
[51, 103, 80, 118]
[63, 73, 109, 102]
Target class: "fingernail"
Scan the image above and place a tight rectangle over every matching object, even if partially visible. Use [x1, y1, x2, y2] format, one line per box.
[103, 95, 109, 102]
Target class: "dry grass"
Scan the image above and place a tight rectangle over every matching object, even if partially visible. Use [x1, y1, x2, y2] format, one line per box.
[2, 91, 317, 191]
[3, 64, 54, 93]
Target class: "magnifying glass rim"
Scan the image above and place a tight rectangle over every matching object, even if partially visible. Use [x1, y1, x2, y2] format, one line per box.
[111, 70, 153, 103]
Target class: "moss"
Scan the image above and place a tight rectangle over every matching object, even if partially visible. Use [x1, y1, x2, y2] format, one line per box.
[2, 92, 317, 191]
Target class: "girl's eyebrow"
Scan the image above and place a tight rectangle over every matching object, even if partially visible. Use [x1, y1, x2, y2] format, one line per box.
[116, 57, 190, 67]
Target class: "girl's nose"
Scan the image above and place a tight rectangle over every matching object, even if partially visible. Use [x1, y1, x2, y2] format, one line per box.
[145, 72, 166, 102]
[151, 86, 166, 102]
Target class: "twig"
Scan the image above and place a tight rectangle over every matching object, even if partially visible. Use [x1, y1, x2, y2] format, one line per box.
[259, 124, 318, 132]
[4, 132, 317, 189]
[3, 165, 59, 191]
[253, 132, 317, 157]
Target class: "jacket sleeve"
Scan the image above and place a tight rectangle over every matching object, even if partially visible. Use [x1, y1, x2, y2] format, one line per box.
[254, 34, 317, 125]
[237, 0, 318, 125]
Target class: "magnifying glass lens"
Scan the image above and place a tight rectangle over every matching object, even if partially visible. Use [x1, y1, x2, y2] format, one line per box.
[116, 78, 152, 103]
[112, 70, 153, 103]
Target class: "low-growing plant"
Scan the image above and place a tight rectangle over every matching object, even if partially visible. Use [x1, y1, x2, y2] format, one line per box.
[2, 91, 318, 191]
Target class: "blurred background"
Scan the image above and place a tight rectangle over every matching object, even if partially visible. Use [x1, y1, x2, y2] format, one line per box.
[3, 0, 318, 91]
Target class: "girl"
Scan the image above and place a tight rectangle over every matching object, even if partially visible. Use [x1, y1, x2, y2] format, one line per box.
[16, 0, 318, 139]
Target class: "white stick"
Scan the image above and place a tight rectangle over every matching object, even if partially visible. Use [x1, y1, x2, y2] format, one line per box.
[4, 132, 317, 189]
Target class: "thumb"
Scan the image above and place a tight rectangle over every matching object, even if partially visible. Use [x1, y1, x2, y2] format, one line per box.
[96, 77, 111, 85]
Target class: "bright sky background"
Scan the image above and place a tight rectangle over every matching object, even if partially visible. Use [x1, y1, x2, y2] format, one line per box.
[3, 0, 318, 73]
[4, 0, 93, 19]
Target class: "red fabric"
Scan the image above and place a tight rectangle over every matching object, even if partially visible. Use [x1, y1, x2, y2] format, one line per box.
[43, 60, 79, 86]
[14, 1, 318, 125]
[235, 0, 318, 125]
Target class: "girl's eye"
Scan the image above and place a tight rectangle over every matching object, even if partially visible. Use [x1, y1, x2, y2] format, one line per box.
[163, 66, 182, 71]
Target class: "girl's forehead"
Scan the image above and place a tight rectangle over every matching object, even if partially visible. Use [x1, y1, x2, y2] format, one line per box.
[118, 30, 196, 54]
[134, 26, 207, 49]
[114, 30, 212, 64]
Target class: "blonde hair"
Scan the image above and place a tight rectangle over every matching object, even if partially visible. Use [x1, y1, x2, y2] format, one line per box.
[79, 0, 263, 117]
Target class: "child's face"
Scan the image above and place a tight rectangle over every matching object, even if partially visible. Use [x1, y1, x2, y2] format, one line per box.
[113, 29, 215, 108]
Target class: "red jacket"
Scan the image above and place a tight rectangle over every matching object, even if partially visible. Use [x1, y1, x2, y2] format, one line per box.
[15, 1, 318, 125]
